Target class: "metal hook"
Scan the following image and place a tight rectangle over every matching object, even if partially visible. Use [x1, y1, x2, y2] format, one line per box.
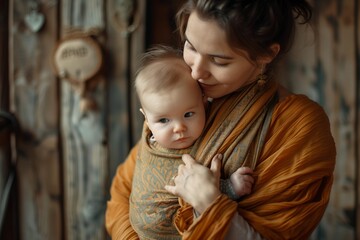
[114, 0, 141, 37]
[28, 0, 40, 12]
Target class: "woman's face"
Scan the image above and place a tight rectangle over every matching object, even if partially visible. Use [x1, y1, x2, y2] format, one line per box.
[183, 11, 261, 98]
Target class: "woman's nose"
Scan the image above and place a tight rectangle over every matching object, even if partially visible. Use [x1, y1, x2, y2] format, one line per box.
[191, 57, 209, 80]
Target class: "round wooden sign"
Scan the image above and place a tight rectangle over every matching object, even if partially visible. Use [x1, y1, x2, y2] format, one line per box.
[53, 36, 103, 82]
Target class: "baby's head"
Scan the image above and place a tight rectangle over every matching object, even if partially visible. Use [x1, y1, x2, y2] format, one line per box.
[135, 46, 206, 149]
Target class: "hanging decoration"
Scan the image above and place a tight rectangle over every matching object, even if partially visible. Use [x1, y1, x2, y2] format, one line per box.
[24, 0, 45, 33]
[53, 35, 103, 113]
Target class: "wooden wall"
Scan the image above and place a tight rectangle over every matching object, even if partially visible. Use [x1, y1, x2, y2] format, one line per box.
[4, 0, 146, 239]
[0, 0, 358, 240]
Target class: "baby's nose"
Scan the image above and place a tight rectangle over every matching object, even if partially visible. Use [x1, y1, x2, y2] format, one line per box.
[173, 122, 186, 133]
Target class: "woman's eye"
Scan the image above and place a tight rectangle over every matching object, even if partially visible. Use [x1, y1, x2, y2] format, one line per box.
[212, 58, 228, 66]
[159, 118, 169, 123]
[185, 41, 196, 51]
[184, 112, 194, 118]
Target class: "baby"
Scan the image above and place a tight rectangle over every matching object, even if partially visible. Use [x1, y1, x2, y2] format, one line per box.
[129, 46, 254, 239]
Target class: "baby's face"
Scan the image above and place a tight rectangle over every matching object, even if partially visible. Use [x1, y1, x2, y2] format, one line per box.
[141, 79, 205, 149]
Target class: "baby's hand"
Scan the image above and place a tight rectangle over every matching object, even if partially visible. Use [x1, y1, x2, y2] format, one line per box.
[230, 167, 254, 197]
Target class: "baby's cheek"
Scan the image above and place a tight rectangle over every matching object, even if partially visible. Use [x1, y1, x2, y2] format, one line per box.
[154, 131, 171, 144]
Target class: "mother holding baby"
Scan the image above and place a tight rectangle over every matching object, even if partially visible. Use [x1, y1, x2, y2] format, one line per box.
[106, 0, 336, 239]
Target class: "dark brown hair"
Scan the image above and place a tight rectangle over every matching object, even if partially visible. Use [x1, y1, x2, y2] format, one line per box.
[176, 0, 312, 65]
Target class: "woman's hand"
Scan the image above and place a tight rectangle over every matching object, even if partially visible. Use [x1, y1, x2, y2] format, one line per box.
[165, 154, 223, 214]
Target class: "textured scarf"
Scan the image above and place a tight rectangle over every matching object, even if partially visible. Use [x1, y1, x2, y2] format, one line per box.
[174, 80, 336, 239]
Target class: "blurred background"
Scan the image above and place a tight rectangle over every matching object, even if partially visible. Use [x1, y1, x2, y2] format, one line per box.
[0, 0, 358, 239]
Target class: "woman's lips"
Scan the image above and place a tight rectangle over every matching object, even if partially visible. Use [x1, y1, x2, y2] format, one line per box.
[199, 82, 214, 91]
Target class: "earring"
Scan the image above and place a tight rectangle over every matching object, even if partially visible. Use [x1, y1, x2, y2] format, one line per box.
[256, 64, 267, 87]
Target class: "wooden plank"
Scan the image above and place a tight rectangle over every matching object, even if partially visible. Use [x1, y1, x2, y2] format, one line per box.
[106, 0, 133, 179]
[105, 0, 146, 181]
[60, 0, 108, 239]
[130, 0, 147, 146]
[0, 0, 10, 200]
[9, 0, 62, 239]
[1, 2, 18, 238]
[315, 1, 357, 239]
[356, 0, 360, 238]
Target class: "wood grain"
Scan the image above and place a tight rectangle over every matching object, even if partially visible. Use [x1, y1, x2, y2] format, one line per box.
[60, 0, 108, 239]
[9, 0, 61, 239]
[356, 0, 360, 238]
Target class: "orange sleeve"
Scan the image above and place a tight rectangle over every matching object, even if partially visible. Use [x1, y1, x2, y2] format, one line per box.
[105, 144, 140, 240]
[175, 195, 238, 239]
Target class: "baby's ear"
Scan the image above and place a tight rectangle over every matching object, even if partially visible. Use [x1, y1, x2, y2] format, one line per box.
[139, 108, 147, 123]
[139, 108, 145, 116]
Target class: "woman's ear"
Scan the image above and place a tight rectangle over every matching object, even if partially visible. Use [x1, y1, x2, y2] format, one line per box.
[257, 43, 280, 64]
[270, 43, 280, 56]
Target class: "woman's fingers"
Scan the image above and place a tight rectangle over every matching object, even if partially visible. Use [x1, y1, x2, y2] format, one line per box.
[177, 164, 185, 175]
[164, 184, 177, 195]
[164, 153, 222, 214]
[210, 154, 222, 183]
[181, 154, 196, 166]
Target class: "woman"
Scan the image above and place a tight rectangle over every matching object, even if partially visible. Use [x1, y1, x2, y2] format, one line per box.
[106, 0, 336, 239]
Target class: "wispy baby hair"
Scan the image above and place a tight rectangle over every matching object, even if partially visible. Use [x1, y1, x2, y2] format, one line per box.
[135, 45, 190, 97]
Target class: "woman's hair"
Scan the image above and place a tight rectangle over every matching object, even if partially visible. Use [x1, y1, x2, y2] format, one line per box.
[176, 0, 312, 64]
[134, 45, 190, 97]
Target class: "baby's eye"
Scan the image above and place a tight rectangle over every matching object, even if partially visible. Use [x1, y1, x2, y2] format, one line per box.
[184, 112, 194, 118]
[159, 118, 169, 123]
